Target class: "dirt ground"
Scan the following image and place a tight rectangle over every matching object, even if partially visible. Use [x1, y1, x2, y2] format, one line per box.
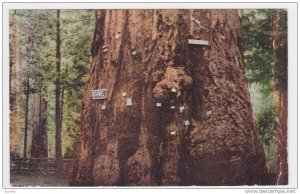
[10, 172, 70, 187]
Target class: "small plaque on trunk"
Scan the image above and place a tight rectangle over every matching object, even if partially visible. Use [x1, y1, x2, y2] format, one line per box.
[184, 120, 190, 126]
[179, 106, 185, 113]
[126, 97, 132, 106]
[188, 39, 209, 46]
[92, 89, 108, 99]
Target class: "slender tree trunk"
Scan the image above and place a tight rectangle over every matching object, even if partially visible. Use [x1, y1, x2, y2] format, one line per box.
[71, 9, 268, 186]
[30, 94, 40, 158]
[9, 11, 17, 108]
[276, 91, 288, 185]
[23, 75, 30, 158]
[39, 97, 48, 158]
[60, 90, 64, 140]
[9, 10, 20, 155]
[60, 65, 68, 138]
[272, 10, 288, 185]
[55, 9, 63, 174]
[31, 91, 48, 158]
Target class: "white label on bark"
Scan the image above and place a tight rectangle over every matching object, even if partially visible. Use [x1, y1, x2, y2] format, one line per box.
[101, 105, 106, 110]
[132, 51, 137, 56]
[188, 39, 209, 46]
[122, 92, 127, 97]
[171, 106, 175, 109]
[184, 120, 190, 126]
[156, 103, 162, 107]
[115, 33, 121, 39]
[103, 48, 108, 53]
[191, 16, 200, 24]
[171, 88, 176, 93]
[171, 131, 176, 135]
[92, 89, 108, 99]
[221, 35, 226, 40]
[194, 19, 201, 25]
[179, 106, 185, 113]
[126, 97, 132, 106]
[206, 110, 212, 115]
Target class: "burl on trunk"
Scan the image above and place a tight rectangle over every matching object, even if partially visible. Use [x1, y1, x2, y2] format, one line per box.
[71, 9, 268, 186]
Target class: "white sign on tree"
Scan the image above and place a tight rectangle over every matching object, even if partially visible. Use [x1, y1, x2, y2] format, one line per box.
[92, 89, 108, 99]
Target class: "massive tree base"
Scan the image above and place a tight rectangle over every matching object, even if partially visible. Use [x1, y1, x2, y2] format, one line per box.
[71, 9, 269, 186]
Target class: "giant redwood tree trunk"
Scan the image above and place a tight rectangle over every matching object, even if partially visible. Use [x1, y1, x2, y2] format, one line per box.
[71, 9, 268, 186]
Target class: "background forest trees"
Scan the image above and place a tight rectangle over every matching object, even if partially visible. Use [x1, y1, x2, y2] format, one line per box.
[242, 10, 287, 183]
[9, 10, 94, 159]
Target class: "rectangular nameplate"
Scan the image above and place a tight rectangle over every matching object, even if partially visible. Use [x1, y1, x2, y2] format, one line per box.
[92, 89, 108, 99]
[188, 39, 209, 46]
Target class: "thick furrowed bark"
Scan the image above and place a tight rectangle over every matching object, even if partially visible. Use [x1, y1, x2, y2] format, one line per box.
[72, 9, 268, 186]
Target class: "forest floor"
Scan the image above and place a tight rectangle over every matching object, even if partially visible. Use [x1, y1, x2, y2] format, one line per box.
[10, 172, 71, 187]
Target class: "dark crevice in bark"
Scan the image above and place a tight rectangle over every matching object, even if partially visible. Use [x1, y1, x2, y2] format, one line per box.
[189, 45, 206, 122]
[108, 10, 129, 106]
[91, 11, 106, 58]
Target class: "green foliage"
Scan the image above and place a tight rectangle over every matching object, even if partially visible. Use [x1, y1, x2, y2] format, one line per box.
[241, 10, 274, 86]
[256, 106, 277, 146]
[242, 9, 287, 92]
[255, 103, 278, 173]
[59, 10, 94, 158]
